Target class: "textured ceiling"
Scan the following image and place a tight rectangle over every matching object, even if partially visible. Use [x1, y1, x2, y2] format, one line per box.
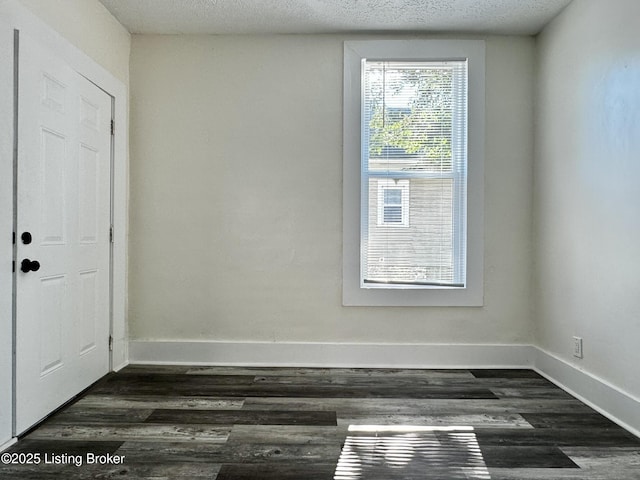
[97, 0, 573, 35]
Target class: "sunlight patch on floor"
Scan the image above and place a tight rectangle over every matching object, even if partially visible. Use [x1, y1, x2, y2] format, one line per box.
[334, 425, 490, 479]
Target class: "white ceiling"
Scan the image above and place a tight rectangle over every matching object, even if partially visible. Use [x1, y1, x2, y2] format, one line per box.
[97, 0, 573, 35]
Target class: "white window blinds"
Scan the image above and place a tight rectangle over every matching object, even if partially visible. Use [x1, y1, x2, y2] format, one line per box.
[361, 60, 468, 288]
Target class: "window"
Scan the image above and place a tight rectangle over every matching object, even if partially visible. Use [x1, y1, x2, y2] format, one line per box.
[377, 179, 409, 226]
[343, 40, 485, 306]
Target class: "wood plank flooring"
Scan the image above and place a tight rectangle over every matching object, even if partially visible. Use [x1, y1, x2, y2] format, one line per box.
[2, 366, 639, 479]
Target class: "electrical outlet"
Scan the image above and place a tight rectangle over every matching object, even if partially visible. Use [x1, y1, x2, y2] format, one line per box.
[573, 336, 583, 358]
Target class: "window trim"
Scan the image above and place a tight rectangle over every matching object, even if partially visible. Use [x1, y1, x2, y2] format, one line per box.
[343, 40, 485, 307]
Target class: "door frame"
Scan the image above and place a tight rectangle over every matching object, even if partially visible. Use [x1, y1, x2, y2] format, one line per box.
[0, 0, 128, 447]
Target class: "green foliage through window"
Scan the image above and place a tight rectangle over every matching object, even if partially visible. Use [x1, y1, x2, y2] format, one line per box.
[365, 63, 456, 172]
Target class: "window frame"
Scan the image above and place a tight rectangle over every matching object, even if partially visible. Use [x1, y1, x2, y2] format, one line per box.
[343, 40, 485, 307]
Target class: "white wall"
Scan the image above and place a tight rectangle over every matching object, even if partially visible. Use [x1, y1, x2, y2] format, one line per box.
[18, 0, 130, 84]
[129, 34, 535, 347]
[535, 0, 640, 401]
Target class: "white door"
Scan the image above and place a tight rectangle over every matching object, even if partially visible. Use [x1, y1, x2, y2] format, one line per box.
[15, 32, 112, 434]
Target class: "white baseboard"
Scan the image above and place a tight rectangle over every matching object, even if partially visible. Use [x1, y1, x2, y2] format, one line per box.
[533, 347, 640, 438]
[111, 337, 129, 373]
[112, 359, 129, 372]
[129, 340, 535, 369]
[128, 340, 640, 438]
[0, 437, 17, 453]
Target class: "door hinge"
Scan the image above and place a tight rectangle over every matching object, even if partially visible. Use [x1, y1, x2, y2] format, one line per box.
[110, 119, 115, 136]
[108, 336, 113, 351]
[109, 225, 114, 243]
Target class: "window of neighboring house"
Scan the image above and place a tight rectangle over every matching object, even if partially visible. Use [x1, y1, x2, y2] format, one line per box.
[378, 179, 409, 226]
[343, 40, 485, 306]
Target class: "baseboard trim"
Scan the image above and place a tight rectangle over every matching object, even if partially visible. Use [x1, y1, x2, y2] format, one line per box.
[0, 437, 17, 453]
[128, 340, 640, 437]
[533, 347, 640, 438]
[112, 359, 129, 373]
[111, 337, 128, 374]
[129, 340, 535, 369]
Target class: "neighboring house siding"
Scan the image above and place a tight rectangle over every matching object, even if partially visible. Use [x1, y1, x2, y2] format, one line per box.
[366, 177, 454, 283]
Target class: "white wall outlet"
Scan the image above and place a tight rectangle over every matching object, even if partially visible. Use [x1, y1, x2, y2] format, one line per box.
[573, 336, 583, 358]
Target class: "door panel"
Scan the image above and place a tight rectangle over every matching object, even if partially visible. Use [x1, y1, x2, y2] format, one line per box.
[15, 31, 112, 434]
[38, 275, 65, 375]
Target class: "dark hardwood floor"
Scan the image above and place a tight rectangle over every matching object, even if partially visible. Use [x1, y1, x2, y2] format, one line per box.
[2, 366, 639, 479]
